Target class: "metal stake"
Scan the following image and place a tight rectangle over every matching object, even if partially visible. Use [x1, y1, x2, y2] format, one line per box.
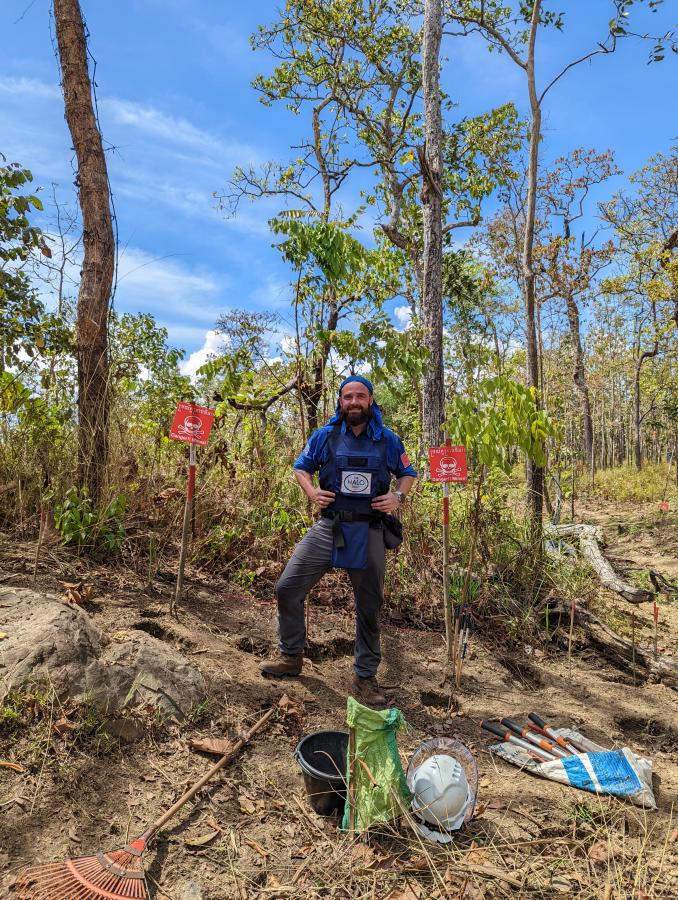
[172, 442, 196, 616]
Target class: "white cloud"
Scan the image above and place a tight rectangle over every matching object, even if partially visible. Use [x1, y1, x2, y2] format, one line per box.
[180, 329, 224, 378]
[114, 246, 226, 323]
[102, 97, 262, 165]
[0, 76, 60, 99]
[394, 305, 412, 329]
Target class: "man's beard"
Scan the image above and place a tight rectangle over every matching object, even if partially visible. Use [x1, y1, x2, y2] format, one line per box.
[341, 406, 372, 426]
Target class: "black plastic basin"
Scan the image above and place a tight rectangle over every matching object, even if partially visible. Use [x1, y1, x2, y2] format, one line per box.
[293, 730, 348, 816]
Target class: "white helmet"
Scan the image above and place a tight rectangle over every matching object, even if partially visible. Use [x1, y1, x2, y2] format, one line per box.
[407, 739, 477, 843]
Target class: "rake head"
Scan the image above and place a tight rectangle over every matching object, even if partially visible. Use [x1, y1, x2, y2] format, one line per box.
[16, 838, 149, 900]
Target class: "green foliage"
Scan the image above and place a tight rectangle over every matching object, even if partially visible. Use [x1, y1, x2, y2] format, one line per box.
[51, 488, 128, 553]
[0, 162, 51, 371]
[583, 463, 671, 503]
[446, 374, 556, 471]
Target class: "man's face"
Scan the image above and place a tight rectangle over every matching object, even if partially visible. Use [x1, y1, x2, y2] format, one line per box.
[339, 382, 373, 426]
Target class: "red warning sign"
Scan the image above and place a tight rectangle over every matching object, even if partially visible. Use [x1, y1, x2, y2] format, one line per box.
[169, 402, 215, 447]
[428, 446, 468, 483]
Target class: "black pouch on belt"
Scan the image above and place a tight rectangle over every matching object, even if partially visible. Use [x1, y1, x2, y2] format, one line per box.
[382, 514, 403, 550]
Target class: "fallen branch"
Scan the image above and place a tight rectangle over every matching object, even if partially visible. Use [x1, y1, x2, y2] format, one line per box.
[548, 524, 654, 604]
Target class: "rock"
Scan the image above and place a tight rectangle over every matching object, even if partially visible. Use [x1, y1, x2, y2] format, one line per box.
[176, 880, 204, 900]
[0, 587, 205, 719]
[91, 632, 206, 718]
[0, 586, 104, 701]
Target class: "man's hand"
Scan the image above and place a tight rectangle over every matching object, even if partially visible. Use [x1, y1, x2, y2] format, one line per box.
[310, 488, 336, 509]
[371, 492, 401, 514]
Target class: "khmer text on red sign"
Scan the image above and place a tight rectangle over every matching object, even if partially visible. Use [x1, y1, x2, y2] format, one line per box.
[169, 402, 215, 447]
[428, 446, 468, 483]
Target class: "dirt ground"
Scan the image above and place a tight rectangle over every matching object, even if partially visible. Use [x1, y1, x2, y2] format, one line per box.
[1, 501, 676, 899]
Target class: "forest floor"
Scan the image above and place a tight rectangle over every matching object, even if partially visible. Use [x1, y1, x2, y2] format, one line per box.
[1, 499, 677, 899]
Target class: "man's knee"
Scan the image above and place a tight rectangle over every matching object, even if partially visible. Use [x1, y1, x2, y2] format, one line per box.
[275, 575, 294, 606]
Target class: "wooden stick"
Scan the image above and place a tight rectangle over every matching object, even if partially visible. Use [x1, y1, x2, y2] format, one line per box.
[568, 597, 576, 675]
[172, 442, 196, 615]
[32, 504, 46, 584]
[348, 725, 356, 835]
[143, 700, 277, 842]
[631, 610, 636, 687]
[653, 601, 659, 661]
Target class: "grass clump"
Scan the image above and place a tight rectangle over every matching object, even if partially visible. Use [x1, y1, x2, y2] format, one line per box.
[583, 463, 675, 503]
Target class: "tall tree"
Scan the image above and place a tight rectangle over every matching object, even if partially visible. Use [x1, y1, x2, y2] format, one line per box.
[444, 0, 665, 526]
[53, 0, 114, 504]
[420, 0, 445, 446]
[539, 149, 619, 476]
[601, 148, 677, 469]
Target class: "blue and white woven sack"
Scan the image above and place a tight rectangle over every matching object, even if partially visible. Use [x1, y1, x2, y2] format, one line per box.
[490, 728, 656, 809]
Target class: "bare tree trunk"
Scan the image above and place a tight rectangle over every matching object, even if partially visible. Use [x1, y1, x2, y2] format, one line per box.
[564, 292, 594, 476]
[523, 1, 544, 531]
[419, 0, 444, 448]
[54, 0, 114, 505]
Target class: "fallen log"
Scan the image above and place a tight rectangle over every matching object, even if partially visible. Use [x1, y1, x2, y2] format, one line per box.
[548, 524, 654, 604]
[550, 601, 678, 691]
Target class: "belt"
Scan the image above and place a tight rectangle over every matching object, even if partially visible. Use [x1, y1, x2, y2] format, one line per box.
[321, 510, 384, 548]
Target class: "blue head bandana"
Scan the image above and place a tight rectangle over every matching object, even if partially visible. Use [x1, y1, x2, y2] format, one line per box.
[328, 375, 383, 438]
[338, 375, 373, 395]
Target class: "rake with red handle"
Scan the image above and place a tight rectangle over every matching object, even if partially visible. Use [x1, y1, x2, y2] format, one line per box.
[16, 702, 279, 899]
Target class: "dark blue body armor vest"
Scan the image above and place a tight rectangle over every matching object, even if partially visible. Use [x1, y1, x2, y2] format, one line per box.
[318, 426, 390, 569]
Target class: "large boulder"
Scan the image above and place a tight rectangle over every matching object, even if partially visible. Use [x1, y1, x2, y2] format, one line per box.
[0, 587, 205, 718]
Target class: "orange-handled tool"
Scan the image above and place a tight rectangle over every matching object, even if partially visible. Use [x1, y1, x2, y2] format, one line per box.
[501, 718, 570, 757]
[481, 720, 556, 761]
[528, 712, 582, 755]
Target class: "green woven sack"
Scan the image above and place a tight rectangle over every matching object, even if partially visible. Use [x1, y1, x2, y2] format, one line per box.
[341, 696, 411, 833]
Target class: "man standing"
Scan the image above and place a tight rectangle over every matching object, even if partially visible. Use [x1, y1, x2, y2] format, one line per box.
[261, 376, 416, 707]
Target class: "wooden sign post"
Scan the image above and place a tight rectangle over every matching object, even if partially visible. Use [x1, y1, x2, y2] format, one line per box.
[428, 443, 468, 670]
[169, 402, 215, 614]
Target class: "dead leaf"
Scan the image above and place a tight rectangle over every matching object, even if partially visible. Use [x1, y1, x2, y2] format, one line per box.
[279, 693, 303, 719]
[466, 846, 490, 866]
[551, 876, 573, 893]
[189, 737, 235, 756]
[365, 853, 399, 872]
[0, 632, 8, 640]
[270, 798, 286, 810]
[351, 844, 374, 864]
[291, 843, 313, 859]
[283, 823, 297, 838]
[244, 838, 269, 858]
[53, 717, 77, 736]
[254, 566, 266, 577]
[239, 796, 256, 816]
[588, 841, 610, 864]
[0, 761, 24, 773]
[112, 630, 130, 642]
[184, 829, 220, 849]
[389, 884, 422, 900]
[669, 828, 677, 844]
[205, 815, 224, 833]
[68, 826, 80, 843]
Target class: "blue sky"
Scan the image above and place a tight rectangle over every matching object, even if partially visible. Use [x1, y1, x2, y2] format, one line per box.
[1, 0, 675, 375]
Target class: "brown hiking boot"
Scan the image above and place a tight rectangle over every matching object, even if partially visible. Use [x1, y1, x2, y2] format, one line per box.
[260, 651, 303, 678]
[350, 675, 387, 708]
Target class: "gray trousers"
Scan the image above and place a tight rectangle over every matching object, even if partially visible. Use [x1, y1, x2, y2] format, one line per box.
[275, 518, 386, 677]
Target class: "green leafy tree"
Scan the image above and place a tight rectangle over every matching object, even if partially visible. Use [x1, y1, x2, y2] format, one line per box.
[0, 162, 51, 374]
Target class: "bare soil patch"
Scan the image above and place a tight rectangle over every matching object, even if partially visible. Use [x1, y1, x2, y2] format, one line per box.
[1, 508, 676, 899]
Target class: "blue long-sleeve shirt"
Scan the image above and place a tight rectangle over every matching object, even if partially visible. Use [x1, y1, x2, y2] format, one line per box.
[294, 419, 417, 481]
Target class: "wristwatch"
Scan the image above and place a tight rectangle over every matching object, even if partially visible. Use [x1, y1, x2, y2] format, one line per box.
[394, 490, 406, 505]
